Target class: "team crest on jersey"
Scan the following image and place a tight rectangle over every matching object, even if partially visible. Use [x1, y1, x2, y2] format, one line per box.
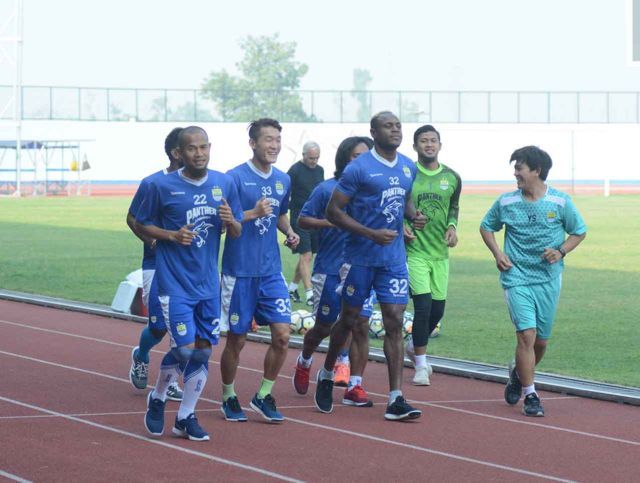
[230, 313, 239, 326]
[346, 285, 355, 296]
[403, 166, 412, 178]
[322, 305, 330, 315]
[547, 211, 557, 220]
[439, 179, 449, 191]
[275, 180, 284, 195]
[176, 322, 187, 336]
[211, 186, 223, 201]
[150, 316, 157, 323]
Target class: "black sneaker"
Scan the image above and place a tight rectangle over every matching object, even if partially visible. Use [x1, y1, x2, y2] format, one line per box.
[384, 396, 422, 421]
[314, 370, 334, 413]
[289, 289, 301, 303]
[523, 393, 545, 417]
[504, 360, 522, 405]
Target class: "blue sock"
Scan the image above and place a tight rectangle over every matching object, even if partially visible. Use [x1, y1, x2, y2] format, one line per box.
[136, 327, 164, 363]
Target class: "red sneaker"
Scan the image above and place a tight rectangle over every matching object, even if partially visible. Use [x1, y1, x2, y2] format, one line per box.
[342, 385, 373, 407]
[293, 361, 311, 395]
[333, 361, 350, 387]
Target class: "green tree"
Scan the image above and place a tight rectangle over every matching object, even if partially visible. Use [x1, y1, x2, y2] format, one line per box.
[201, 34, 312, 122]
[352, 68, 372, 122]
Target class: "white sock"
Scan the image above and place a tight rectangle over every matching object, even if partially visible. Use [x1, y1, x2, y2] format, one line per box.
[151, 366, 181, 402]
[305, 288, 313, 300]
[524, 384, 536, 396]
[177, 367, 208, 420]
[348, 375, 362, 389]
[288, 282, 298, 291]
[389, 390, 402, 405]
[298, 353, 313, 368]
[319, 367, 334, 381]
[414, 354, 427, 368]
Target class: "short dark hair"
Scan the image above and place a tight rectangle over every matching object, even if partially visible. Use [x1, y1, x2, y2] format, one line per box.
[334, 136, 374, 179]
[248, 118, 282, 141]
[510, 146, 553, 181]
[164, 127, 183, 160]
[177, 126, 208, 149]
[413, 124, 441, 144]
[370, 111, 397, 130]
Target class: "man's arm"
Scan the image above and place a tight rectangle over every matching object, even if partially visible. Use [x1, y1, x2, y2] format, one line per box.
[541, 233, 586, 264]
[326, 189, 397, 246]
[218, 198, 242, 239]
[298, 214, 334, 230]
[277, 213, 300, 248]
[137, 222, 197, 246]
[479, 228, 513, 272]
[127, 212, 155, 247]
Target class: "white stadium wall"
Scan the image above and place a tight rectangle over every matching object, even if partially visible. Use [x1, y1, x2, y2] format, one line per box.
[2, 121, 640, 186]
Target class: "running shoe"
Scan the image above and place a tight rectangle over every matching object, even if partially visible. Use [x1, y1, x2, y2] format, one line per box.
[523, 393, 545, 417]
[221, 396, 248, 422]
[333, 361, 350, 387]
[342, 385, 373, 407]
[293, 360, 311, 395]
[144, 391, 165, 436]
[166, 382, 183, 402]
[129, 346, 148, 390]
[384, 396, 422, 421]
[412, 366, 431, 386]
[504, 360, 522, 405]
[173, 413, 209, 441]
[250, 394, 284, 423]
[314, 370, 334, 414]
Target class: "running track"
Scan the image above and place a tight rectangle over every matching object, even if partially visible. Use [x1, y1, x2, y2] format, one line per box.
[0, 299, 638, 482]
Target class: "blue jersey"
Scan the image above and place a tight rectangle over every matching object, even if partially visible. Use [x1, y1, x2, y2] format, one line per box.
[336, 150, 417, 267]
[480, 186, 587, 288]
[222, 161, 291, 277]
[129, 169, 167, 270]
[299, 178, 346, 275]
[136, 169, 243, 299]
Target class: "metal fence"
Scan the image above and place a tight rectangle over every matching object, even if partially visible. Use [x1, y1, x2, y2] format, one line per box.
[2, 85, 639, 123]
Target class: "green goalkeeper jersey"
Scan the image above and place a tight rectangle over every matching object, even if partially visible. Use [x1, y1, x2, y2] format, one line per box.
[406, 161, 462, 261]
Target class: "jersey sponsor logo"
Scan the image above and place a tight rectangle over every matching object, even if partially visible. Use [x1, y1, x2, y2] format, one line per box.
[369, 173, 383, 177]
[439, 179, 449, 190]
[193, 221, 214, 247]
[417, 192, 443, 203]
[403, 166, 412, 178]
[211, 186, 223, 201]
[255, 213, 276, 235]
[380, 187, 406, 206]
[176, 322, 187, 336]
[230, 313, 239, 326]
[382, 199, 403, 223]
[244, 182, 257, 186]
[170, 191, 186, 195]
[186, 206, 217, 225]
[275, 180, 285, 195]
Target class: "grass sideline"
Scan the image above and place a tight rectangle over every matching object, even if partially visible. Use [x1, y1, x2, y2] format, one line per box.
[0, 194, 638, 387]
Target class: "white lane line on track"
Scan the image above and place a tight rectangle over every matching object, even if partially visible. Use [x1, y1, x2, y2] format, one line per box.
[0, 409, 226, 420]
[0, 319, 635, 447]
[0, 470, 32, 483]
[0, 350, 585, 481]
[0, 395, 302, 483]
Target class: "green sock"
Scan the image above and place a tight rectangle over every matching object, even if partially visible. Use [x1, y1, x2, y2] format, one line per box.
[222, 382, 236, 401]
[257, 377, 275, 399]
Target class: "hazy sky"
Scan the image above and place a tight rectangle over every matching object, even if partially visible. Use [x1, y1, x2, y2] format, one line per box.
[1, 0, 639, 92]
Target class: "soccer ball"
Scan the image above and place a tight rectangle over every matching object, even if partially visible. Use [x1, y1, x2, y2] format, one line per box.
[402, 311, 413, 340]
[290, 310, 304, 334]
[368, 311, 385, 339]
[299, 313, 316, 335]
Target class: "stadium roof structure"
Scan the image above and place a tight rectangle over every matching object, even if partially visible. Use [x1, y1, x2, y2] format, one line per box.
[0, 140, 85, 149]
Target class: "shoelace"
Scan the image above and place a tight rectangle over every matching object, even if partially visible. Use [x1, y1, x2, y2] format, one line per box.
[263, 395, 277, 411]
[134, 361, 148, 378]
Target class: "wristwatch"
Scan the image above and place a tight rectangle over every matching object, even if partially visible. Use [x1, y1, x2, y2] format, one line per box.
[558, 246, 566, 258]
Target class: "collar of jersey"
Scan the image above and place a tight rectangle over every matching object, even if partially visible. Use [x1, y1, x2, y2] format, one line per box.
[246, 160, 273, 179]
[417, 162, 443, 176]
[178, 167, 208, 186]
[371, 148, 397, 167]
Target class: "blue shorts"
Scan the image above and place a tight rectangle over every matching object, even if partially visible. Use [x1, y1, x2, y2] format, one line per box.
[145, 274, 165, 331]
[158, 295, 220, 347]
[220, 273, 291, 334]
[312, 273, 375, 324]
[503, 276, 562, 340]
[338, 262, 409, 307]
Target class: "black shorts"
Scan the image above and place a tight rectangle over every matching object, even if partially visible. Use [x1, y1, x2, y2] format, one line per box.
[291, 211, 319, 254]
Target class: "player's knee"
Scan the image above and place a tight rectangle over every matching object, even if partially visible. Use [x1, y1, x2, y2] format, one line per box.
[190, 347, 212, 364]
[149, 328, 167, 339]
[171, 346, 194, 364]
[272, 331, 289, 351]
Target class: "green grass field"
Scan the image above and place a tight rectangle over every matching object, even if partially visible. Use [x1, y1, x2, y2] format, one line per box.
[0, 194, 638, 387]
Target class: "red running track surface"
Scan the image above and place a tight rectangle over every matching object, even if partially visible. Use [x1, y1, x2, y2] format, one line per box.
[0, 299, 638, 482]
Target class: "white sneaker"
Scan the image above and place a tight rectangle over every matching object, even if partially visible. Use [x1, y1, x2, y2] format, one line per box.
[412, 366, 431, 386]
[404, 339, 415, 367]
